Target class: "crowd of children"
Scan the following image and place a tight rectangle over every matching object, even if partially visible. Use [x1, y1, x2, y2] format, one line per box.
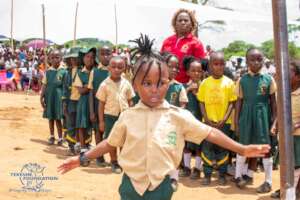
[34, 33, 298, 200]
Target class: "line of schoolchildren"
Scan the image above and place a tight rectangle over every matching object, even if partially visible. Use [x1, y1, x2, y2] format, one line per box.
[41, 45, 300, 197]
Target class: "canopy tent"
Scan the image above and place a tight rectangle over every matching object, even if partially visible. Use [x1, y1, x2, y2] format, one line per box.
[0, 0, 299, 49]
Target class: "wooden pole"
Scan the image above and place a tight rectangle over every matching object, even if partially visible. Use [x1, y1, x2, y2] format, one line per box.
[271, 0, 295, 199]
[10, 0, 14, 53]
[42, 4, 48, 68]
[73, 2, 79, 47]
[114, 3, 118, 52]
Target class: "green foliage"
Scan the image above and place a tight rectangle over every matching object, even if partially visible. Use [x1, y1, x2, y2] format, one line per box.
[222, 39, 300, 60]
[64, 38, 114, 48]
[222, 40, 255, 60]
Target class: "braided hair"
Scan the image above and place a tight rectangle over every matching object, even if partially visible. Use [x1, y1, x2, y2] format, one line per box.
[182, 55, 201, 72]
[130, 34, 166, 87]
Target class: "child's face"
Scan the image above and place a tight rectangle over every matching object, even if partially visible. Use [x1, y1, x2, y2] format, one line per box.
[209, 54, 225, 79]
[99, 47, 112, 66]
[49, 52, 61, 68]
[83, 52, 95, 69]
[187, 61, 203, 82]
[70, 57, 79, 67]
[134, 62, 169, 108]
[167, 57, 179, 80]
[108, 59, 125, 81]
[290, 67, 300, 90]
[247, 50, 264, 74]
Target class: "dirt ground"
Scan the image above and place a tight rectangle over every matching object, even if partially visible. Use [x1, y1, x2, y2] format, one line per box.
[0, 92, 280, 200]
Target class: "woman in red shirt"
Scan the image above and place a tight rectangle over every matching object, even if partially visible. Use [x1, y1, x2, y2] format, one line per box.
[161, 9, 206, 83]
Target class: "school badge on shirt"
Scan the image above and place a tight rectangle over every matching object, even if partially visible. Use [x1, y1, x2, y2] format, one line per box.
[170, 92, 178, 105]
[166, 131, 177, 146]
[260, 83, 267, 95]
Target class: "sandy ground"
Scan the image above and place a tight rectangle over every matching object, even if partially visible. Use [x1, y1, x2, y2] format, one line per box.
[0, 92, 280, 200]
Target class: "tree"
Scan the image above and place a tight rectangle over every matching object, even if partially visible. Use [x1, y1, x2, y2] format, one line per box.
[222, 40, 255, 60]
[260, 39, 300, 59]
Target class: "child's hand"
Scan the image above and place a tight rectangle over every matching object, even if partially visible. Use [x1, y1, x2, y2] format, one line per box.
[40, 98, 46, 109]
[99, 122, 105, 133]
[57, 156, 80, 174]
[216, 120, 225, 129]
[242, 144, 270, 157]
[90, 113, 96, 122]
[270, 123, 278, 136]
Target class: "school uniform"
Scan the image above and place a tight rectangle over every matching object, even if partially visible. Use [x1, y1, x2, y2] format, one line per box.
[42, 66, 66, 120]
[62, 66, 80, 144]
[197, 75, 237, 177]
[184, 81, 202, 152]
[87, 63, 109, 131]
[235, 71, 277, 186]
[107, 100, 212, 199]
[96, 76, 135, 139]
[165, 79, 188, 106]
[292, 88, 300, 168]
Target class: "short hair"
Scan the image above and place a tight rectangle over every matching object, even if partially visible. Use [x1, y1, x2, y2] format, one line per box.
[171, 9, 198, 34]
[182, 55, 201, 72]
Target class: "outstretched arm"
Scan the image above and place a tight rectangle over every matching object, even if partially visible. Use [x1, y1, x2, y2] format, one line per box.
[205, 128, 270, 157]
[57, 139, 114, 174]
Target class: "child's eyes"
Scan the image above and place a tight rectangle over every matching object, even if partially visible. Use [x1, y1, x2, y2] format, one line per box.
[142, 81, 152, 87]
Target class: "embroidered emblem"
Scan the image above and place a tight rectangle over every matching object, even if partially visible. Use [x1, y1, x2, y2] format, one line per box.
[260, 83, 267, 95]
[170, 92, 178, 105]
[166, 131, 177, 146]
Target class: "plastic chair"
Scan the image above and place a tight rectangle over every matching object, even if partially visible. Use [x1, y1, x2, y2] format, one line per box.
[0, 70, 15, 91]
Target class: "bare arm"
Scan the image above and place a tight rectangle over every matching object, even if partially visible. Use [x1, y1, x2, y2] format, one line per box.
[206, 127, 270, 157]
[128, 99, 134, 107]
[40, 84, 46, 109]
[218, 102, 235, 128]
[234, 98, 243, 136]
[57, 139, 114, 174]
[180, 102, 187, 108]
[200, 102, 216, 127]
[76, 86, 90, 95]
[89, 91, 96, 122]
[98, 100, 105, 133]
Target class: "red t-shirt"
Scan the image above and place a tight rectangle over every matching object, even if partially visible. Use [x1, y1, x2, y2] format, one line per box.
[161, 33, 206, 83]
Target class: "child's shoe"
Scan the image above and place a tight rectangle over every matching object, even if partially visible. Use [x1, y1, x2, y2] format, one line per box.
[218, 174, 227, 186]
[179, 166, 191, 177]
[235, 177, 247, 189]
[170, 178, 178, 192]
[256, 182, 272, 193]
[201, 175, 211, 186]
[111, 161, 122, 174]
[242, 175, 253, 185]
[74, 142, 81, 154]
[57, 138, 64, 146]
[190, 167, 201, 180]
[270, 189, 280, 199]
[48, 137, 55, 145]
[96, 157, 108, 167]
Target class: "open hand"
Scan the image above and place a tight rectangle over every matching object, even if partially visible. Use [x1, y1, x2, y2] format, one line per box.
[242, 144, 270, 157]
[57, 156, 80, 175]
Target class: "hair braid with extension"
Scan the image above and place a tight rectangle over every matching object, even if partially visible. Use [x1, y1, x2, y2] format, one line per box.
[129, 34, 166, 87]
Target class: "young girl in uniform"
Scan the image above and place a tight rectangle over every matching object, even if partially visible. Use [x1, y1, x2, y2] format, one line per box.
[73, 47, 97, 153]
[40, 50, 65, 146]
[59, 34, 270, 200]
[235, 48, 277, 193]
[271, 60, 300, 199]
[88, 46, 112, 166]
[62, 47, 81, 155]
[180, 56, 203, 180]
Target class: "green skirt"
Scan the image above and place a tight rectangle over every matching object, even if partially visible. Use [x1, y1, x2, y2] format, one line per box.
[76, 94, 90, 128]
[103, 114, 119, 139]
[119, 174, 173, 200]
[294, 136, 300, 167]
[43, 88, 63, 120]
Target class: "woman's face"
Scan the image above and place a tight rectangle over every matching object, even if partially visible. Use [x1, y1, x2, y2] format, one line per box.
[175, 12, 192, 35]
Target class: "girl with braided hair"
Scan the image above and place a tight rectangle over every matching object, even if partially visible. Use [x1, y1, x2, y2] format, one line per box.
[59, 34, 271, 200]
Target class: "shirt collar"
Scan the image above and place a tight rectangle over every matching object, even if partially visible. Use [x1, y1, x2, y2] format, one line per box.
[169, 79, 180, 85]
[98, 63, 108, 70]
[81, 66, 90, 72]
[48, 66, 56, 71]
[292, 88, 300, 96]
[135, 100, 170, 110]
[248, 69, 262, 76]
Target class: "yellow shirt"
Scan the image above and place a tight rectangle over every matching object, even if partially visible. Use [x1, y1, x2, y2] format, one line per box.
[107, 100, 212, 195]
[292, 88, 300, 136]
[197, 76, 237, 123]
[70, 67, 80, 101]
[96, 77, 135, 116]
[87, 64, 108, 89]
[235, 72, 277, 98]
